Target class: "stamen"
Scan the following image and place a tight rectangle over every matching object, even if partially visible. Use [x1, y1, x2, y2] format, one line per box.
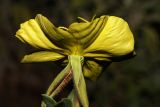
[77, 17, 89, 23]
[91, 14, 96, 21]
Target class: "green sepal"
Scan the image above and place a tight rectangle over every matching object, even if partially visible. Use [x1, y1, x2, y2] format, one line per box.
[46, 63, 71, 97]
[69, 55, 89, 107]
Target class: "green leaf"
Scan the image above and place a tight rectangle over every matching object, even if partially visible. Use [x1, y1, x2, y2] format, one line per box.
[69, 55, 89, 107]
[42, 94, 57, 107]
[42, 95, 72, 107]
[55, 98, 73, 107]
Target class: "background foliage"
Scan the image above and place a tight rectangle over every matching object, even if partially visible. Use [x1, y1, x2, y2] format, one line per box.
[0, 0, 160, 107]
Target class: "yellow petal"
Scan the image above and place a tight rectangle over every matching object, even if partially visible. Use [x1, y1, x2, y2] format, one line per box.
[84, 16, 134, 59]
[21, 51, 65, 63]
[83, 60, 103, 81]
[16, 19, 61, 50]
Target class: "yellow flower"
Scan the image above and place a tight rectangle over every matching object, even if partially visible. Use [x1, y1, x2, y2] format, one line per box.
[16, 14, 135, 107]
[16, 14, 134, 79]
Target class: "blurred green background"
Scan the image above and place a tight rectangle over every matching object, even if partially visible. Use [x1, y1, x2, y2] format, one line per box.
[0, 0, 160, 107]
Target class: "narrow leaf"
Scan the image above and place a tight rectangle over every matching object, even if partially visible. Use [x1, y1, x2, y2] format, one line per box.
[42, 94, 57, 107]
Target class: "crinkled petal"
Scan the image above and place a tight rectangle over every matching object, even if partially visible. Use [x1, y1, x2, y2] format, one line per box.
[21, 51, 65, 63]
[35, 14, 74, 52]
[16, 19, 61, 50]
[68, 16, 108, 49]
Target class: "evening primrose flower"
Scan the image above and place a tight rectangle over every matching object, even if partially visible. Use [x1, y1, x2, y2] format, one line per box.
[16, 14, 135, 107]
